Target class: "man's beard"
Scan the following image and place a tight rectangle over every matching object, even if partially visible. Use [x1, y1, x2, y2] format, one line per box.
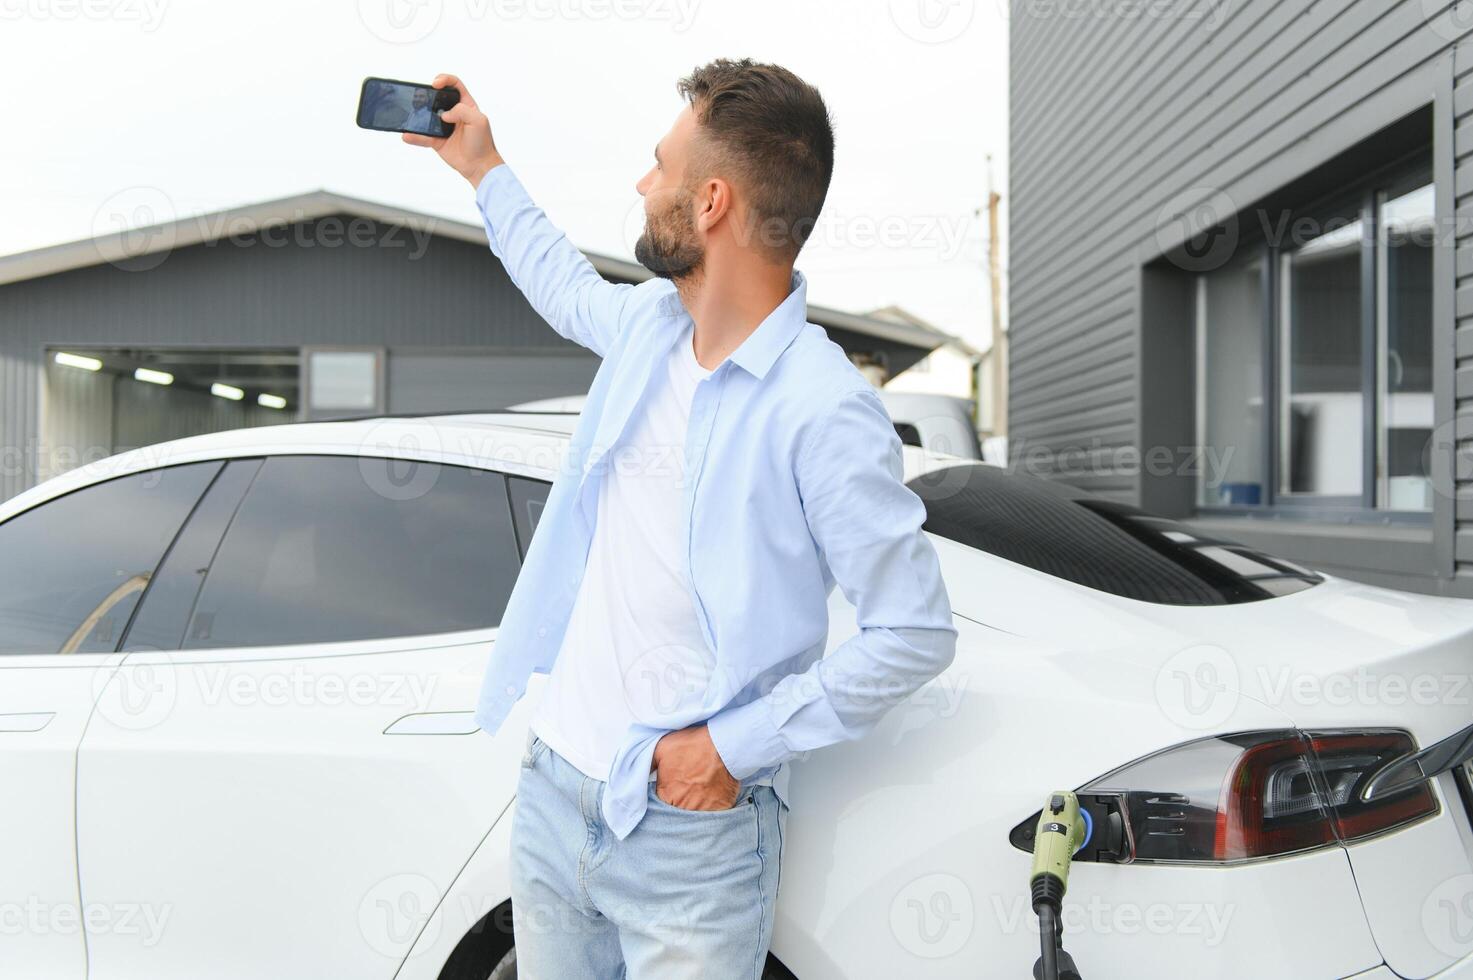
[634, 193, 704, 281]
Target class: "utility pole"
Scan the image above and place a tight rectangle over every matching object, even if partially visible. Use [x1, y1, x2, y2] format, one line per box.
[986, 155, 1006, 437]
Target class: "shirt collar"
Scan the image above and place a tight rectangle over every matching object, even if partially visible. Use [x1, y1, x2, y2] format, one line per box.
[656, 271, 809, 381]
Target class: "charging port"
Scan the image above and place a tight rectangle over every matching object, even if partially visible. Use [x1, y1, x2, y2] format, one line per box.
[1010, 793, 1131, 863]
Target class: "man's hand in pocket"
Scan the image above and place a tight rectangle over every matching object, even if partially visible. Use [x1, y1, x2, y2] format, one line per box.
[651, 724, 741, 811]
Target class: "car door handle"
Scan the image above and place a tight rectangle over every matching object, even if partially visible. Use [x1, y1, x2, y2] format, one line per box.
[383, 711, 480, 735]
[0, 712, 56, 733]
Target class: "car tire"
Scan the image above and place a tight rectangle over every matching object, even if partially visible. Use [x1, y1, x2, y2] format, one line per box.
[485, 946, 515, 980]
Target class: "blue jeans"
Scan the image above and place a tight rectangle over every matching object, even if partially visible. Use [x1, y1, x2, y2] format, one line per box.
[510, 732, 786, 979]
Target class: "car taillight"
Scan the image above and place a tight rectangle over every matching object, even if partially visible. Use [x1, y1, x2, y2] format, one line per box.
[1078, 730, 1439, 864]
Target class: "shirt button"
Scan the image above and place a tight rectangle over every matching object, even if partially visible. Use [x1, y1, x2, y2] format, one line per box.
[537, 627, 548, 638]
[504, 685, 516, 696]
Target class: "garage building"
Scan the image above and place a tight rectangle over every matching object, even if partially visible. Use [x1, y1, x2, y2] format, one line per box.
[0, 191, 941, 502]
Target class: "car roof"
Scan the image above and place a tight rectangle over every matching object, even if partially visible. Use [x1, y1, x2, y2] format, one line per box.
[0, 411, 982, 523]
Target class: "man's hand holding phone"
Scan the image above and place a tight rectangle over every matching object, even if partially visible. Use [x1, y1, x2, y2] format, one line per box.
[401, 74, 505, 189]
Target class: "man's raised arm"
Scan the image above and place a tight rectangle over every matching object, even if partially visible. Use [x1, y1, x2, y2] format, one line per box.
[403, 74, 637, 358]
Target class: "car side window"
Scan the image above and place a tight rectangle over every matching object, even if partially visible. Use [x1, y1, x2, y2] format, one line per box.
[506, 476, 551, 559]
[121, 458, 263, 652]
[0, 462, 223, 655]
[181, 455, 521, 649]
[909, 462, 1323, 605]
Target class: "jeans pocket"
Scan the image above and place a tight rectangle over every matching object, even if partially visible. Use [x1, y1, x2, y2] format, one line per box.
[649, 781, 755, 815]
[520, 733, 545, 770]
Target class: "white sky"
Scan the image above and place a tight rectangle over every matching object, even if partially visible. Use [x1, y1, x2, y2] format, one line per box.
[2, 0, 1008, 348]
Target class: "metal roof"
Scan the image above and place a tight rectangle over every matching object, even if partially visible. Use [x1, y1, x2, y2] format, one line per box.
[0, 190, 944, 352]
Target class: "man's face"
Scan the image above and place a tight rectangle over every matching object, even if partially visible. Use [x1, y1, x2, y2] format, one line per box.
[633, 107, 704, 281]
[412, 88, 430, 110]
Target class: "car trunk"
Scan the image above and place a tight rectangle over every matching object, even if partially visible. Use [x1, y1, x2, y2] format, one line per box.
[945, 551, 1473, 978]
[1141, 578, 1473, 979]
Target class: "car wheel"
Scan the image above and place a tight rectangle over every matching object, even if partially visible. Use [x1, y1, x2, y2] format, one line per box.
[485, 946, 515, 980]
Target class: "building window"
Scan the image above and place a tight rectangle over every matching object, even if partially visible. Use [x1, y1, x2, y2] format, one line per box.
[1197, 159, 1433, 518]
[1198, 254, 1266, 506]
[1279, 209, 1365, 502]
[1379, 181, 1435, 512]
[306, 348, 383, 416]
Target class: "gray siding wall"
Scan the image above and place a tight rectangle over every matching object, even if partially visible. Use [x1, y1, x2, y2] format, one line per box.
[0, 216, 595, 501]
[1010, 0, 1472, 595]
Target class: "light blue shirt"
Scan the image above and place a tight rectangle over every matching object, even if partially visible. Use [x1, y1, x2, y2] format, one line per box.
[473, 165, 957, 839]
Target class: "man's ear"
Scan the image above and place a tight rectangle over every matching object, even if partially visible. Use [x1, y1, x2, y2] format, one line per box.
[696, 177, 733, 235]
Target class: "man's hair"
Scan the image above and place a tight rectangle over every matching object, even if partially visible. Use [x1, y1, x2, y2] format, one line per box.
[676, 58, 835, 261]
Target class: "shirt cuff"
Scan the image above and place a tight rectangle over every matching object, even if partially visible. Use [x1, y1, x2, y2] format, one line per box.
[474, 163, 525, 237]
[706, 696, 785, 781]
[475, 162, 514, 198]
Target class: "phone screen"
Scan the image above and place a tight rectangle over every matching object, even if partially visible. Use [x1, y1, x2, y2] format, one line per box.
[357, 78, 456, 138]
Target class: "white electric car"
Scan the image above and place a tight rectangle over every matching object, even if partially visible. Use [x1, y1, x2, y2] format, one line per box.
[4, 413, 1473, 980]
[509, 391, 985, 460]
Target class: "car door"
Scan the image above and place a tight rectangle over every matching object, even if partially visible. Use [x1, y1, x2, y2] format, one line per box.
[0, 461, 221, 980]
[78, 453, 535, 980]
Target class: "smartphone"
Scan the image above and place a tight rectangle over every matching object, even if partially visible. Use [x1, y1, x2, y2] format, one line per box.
[356, 77, 460, 138]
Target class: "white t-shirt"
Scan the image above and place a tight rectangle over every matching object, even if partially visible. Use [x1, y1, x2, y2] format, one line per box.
[530, 323, 716, 780]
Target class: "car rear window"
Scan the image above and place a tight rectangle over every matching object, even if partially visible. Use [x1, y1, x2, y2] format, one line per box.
[907, 464, 1323, 605]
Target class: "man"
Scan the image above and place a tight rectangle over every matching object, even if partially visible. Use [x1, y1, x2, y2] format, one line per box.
[403, 85, 435, 135]
[404, 59, 956, 979]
